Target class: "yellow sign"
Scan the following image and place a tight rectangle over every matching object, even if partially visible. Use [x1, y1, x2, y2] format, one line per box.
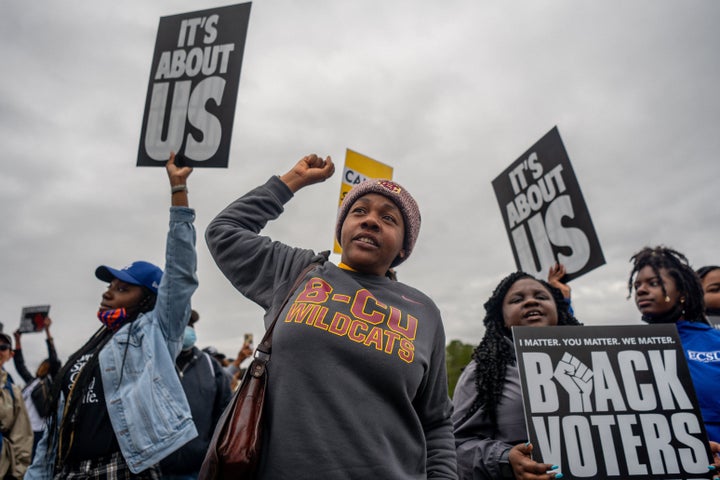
[333, 149, 393, 253]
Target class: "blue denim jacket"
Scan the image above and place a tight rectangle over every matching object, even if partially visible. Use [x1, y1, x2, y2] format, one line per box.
[26, 207, 199, 478]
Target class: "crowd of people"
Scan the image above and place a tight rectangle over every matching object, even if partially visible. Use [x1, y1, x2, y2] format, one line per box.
[0, 152, 719, 479]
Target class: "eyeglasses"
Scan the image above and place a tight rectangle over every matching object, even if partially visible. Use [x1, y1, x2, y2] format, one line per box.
[0, 345, 11, 351]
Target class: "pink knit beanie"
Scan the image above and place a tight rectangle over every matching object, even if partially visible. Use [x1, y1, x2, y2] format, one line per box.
[335, 179, 421, 267]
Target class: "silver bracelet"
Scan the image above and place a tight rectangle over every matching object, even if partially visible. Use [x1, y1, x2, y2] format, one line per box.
[171, 184, 188, 194]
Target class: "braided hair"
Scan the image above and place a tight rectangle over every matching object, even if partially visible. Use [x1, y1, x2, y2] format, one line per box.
[45, 287, 157, 467]
[627, 246, 705, 323]
[464, 272, 580, 432]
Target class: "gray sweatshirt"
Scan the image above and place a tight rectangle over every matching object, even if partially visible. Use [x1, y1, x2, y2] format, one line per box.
[451, 340, 527, 480]
[206, 176, 457, 479]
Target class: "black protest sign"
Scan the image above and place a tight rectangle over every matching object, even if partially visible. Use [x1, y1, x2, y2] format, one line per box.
[514, 324, 713, 480]
[138, 3, 251, 168]
[492, 127, 604, 281]
[19, 305, 50, 333]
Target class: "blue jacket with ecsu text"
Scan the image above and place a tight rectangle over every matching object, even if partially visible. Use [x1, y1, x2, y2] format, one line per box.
[677, 320, 720, 443]
[25, 207, 199, 478]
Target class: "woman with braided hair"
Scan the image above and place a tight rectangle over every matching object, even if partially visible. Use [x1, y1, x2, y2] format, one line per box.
[629, 247, 720, 451]
[452, 271, 580, 480]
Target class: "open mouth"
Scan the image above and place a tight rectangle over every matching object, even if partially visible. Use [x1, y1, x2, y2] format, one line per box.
[523, 310, 544, 320]
[354, 235, 379, 247]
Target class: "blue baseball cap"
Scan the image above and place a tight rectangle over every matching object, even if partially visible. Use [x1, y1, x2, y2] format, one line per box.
[95, 261, 163, 294]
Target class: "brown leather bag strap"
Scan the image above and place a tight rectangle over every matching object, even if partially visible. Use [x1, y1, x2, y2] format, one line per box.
[254, 252, 329, 361]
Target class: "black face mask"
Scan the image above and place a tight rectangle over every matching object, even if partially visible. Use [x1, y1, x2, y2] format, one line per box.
[641, 302, 684, 324]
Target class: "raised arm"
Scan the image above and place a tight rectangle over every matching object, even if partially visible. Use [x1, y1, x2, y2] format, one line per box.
[167, 151, 192, 207]
[154, 152, 197, 347]
[12, 330, 34, 384]
[43, 317, 61, 376]
[205, 153, 333, 312]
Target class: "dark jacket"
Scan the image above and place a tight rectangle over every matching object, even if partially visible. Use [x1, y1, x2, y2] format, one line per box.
[160, 346, 232, 474]
[13, 339, 61, 418]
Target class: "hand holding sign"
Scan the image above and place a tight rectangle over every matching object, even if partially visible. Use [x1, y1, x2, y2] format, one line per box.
[547, 263, 571, 300]
[492, 127, 605, 281]
[508, 442, 562, 480]
[710, 441, 720, 480]
[14, 316, 52, 350]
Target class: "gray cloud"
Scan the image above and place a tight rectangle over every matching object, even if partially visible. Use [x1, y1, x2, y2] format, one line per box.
[1, 0, 718, 376]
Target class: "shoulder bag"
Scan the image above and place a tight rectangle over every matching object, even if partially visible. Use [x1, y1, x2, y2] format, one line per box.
[199, 256, 326, 480]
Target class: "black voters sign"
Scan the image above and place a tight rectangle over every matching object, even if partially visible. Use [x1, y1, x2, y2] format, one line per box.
[513, 324, 713, 480]
[492, 127, 604, 281]
[137, 3, 251, 168]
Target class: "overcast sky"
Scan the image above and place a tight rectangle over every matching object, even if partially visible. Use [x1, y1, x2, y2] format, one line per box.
[1, 0, 719, 379]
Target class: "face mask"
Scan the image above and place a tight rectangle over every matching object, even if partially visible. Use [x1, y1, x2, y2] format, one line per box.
[182, 326, 197, 350]
[97, 308, 128, 330]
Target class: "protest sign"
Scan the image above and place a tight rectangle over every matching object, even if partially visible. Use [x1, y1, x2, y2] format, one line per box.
[492, 127, 604, 281]
[138, 3, 251, 168]
[19, 305, 50, 333]
[333, 149, 393, 253]
[514, 323, 713, 479]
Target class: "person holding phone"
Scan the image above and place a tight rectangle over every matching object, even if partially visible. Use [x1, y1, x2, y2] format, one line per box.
[224, 335, 254, 391]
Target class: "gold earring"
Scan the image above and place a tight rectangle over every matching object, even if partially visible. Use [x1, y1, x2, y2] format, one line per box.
[664, 295, 671, 302]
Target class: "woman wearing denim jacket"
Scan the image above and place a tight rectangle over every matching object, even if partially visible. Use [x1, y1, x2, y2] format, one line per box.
[25, 153, 198, 479]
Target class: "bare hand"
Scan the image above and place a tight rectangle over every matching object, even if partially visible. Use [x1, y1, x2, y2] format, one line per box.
[44, 316, 53, 339]
[166, 152, 193, 186]
[547, 263, 571, 300]
[235, 342, 254, 364]
[509, 443, 562, 479]
[709, 441, 720, 479]
[167, 152, 193, 207]
[280, 154, 335, 193]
